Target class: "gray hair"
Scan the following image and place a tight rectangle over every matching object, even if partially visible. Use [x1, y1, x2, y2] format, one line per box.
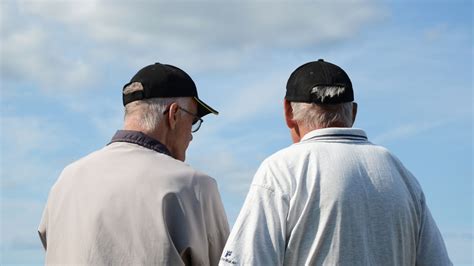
[123, 82, 192, 132]
[291, 100, 354, 129]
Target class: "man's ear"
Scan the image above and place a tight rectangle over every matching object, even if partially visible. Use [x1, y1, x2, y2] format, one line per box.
[284, 99, 302, 143]
[351, 102, 358, 126]
[167, 102, 180, 130]
[284, 100, 298, 129]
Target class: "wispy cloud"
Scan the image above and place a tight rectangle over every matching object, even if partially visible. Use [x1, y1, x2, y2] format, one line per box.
[188, 119, 289, 195]
[372, 120, 449, 144]
[0, 115, 71, 189]
[1, 199, 44, 249]
[0, 23, 100, 92]
[424, 24, 449, 41]
[2, 0, 384, 90]
[1, 198, 45, 264]
[215, 72, 288, 123]
[1, 1, 471, 264]
[17, 0, 383, 48]
[443, 231, 473, 265]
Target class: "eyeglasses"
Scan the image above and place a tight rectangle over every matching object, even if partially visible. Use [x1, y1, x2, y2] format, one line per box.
[179, 107, 203, 133]
[163, 106, 203, 133]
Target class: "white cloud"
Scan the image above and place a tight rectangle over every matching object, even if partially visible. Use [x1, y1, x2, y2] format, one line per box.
[444, 231, 473, 265]
[216, 72, 288, 123]
[0, 197, 46, 263]
[424, 24, 449, 41]
[372, 120, 448, 144]
[1, 198, 45, 250]
[0, 1, 471, 263]
[88, 103, 123, 139]
[0, 115, 70, 189]
[0, 24, 99, 92]
[1, 116, 60, 156]
[17, 0, 383, 48]
[188, 117, 289, 195]
[2, 0, 384, 91]
[189, 149, 256, 192]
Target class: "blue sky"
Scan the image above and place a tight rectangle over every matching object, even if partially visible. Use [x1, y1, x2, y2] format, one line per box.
[1, 0, 472, 264]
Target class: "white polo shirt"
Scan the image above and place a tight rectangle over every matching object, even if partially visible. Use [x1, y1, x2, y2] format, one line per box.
[220, 128, 451, 266]
[39, 130, 229, 265]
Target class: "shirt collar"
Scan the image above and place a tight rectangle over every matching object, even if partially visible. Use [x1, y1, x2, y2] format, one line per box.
[108, 130, 172, 156]
[300, 127, 368, 142]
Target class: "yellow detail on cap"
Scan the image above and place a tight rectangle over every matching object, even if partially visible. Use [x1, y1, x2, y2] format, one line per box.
[194, 97, 218, 115]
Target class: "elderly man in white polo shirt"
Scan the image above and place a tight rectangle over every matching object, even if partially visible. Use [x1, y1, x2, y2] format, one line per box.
[220, 59, 451, 265]
[39, 63, 229, 265]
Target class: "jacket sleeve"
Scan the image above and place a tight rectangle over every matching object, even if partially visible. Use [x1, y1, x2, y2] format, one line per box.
[219, 165, 289, 266]
[38, 204, 48, 250]
[415, 193, 452, 266]
[199, 178, 230, 266]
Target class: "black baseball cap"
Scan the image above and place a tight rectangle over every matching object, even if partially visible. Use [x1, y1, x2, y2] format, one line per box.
[122, 63, 218, 117]
[285, 59, 354, 104]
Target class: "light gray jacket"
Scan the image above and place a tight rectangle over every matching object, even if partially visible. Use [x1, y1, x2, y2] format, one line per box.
[39, 130, 229, 265]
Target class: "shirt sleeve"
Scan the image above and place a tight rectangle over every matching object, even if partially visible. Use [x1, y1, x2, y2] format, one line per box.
[416, 193, 452, 266]
[219, 167, 289, 266]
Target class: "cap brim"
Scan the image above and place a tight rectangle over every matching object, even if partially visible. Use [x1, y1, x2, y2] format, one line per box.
[194, 97, 218, 117]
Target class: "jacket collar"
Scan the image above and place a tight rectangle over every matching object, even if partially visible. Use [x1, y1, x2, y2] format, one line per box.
[109, 130, 172, 156]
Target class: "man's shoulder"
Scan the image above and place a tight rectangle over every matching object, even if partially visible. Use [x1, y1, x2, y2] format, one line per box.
[262, 143, 308, 166]
[62, 143, 129, 173]
[61, 147, 105, 172]
[259, 138, 399, 175]
[252, 145, 299, 183]
[136, 152, 217, 187]
[187, 167, 217, 187]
